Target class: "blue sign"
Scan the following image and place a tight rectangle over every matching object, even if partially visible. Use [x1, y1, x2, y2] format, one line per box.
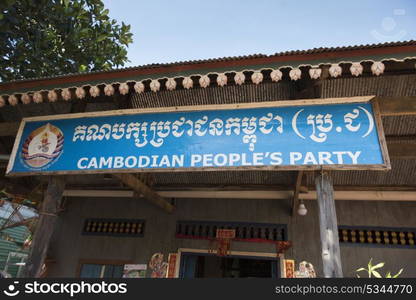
[7, 101, 388, 175]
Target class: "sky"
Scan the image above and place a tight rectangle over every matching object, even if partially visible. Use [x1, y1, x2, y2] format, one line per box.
[102, 0, 416, 67]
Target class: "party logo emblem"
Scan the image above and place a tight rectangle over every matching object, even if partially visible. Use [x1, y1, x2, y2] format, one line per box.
[21, 123, 64, 169]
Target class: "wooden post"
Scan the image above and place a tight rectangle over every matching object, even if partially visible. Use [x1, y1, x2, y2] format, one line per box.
[22, 176, 66, 278]
[291, 171, 304, 216]
[113, 173, 175, 213]
[315, 172, 343, 277]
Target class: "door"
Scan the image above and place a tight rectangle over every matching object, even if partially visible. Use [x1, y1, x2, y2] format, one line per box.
[179, 252, 279, 278]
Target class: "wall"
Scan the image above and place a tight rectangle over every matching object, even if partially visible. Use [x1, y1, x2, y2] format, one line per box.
[47, 197, 416, 278]
[291, 200, 416, 277]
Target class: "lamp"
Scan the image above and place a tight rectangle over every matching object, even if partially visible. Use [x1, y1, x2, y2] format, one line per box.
[297, 201, 308, 216]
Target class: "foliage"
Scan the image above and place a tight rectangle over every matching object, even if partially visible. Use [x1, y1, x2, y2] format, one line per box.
[0, 0, 133, 81]
[356, 258, 403, 278]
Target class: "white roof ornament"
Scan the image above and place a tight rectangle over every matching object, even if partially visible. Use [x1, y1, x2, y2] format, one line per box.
[89, 86, 100, 97]
[182, 77, 193, 89]
[61, 88, 71, 101]
[371, 61, 385, 76]
[289, 68, 302, 81]
[0, 52, 402, 105]
[104, 84, 115, 96]
[47, 90, 58, 102]
[150, 79, 161, 92]
[8, 95, 18, 106]
[150, 79, 160, 93]
[75, 87, 86, 99]
[270, 69, 283, 82]
[33, 91, 43, 103]
[119, 82, 129, 95]
[309, 68, 322, 80]
[216, 73, 228, 86]
[199, 75, 210, 88]
[21, 93, 31, 104]
[134, 81, 145, 93]
[350, 62, 364, 77]
[329, 64, 342, 78]
[234, 72, 245, 85]
[251, 72, 263, 85]
[165, 78, 177, 91]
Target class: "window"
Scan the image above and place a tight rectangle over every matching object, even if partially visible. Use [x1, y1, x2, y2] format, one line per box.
[176, 220, 287, 242]
[82, 218, 145, 237]
[79, 263, 124, 278]
[338, 225, 416, 248]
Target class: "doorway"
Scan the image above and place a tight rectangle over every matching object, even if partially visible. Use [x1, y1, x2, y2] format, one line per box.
[179, 251, 280, 278]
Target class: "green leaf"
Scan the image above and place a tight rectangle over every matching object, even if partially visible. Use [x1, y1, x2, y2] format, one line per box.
[80, 28, 90, 35]
[97, 34, 107, 42]
[78, 64, 87, 72]
[0, 0, 133, 81]
[371, 270, 382, 278]
[356, 268, 366, 272]
[368, 258, 373, 269]
[393, 269, 403, 278]
[371, 262, 385, 270]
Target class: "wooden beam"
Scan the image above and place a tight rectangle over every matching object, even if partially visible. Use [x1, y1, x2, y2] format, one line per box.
[291, 171, 304, 216]
[63, 188, 416, 201]
[378, 96, 416, 116]
[332, 185, 416, 191]
[157, 190, 293, 200]
[64, 183, 416, 192]
[315, 173, 343, 277]
[113, 173, 175, 213]
[388, 142, 416, 159]
[22, 176, 65, 278]
[152, 184, 296, 191]
[301, 190, 416, 201]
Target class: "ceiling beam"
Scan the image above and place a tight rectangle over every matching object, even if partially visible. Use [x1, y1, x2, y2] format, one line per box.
[377, 96, 416, 116]
[387, 142, 416, 159]
[112, 173, 175, 213]
[300, 190, 416, 201]
[63, 184, 416, 194]
[63, 188, 416, 201]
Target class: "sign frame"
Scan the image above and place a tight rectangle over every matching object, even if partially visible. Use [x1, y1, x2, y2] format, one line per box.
[6, 96, 390, 176]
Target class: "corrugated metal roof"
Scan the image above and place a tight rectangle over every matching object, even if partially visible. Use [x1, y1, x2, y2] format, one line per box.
[129, 73, 416, 109]
[2, 40, 416, 85]
[152, 170, 297, 186]
[0, 219, 28, 277]
[271, 40, 416, 55]
[131, 80, 295, 109]
[383, 115, 416, 136]
[321, 74, 416, 98]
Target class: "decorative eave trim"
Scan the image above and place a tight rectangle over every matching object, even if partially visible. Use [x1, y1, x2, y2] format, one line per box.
[0, 48, 415, 107]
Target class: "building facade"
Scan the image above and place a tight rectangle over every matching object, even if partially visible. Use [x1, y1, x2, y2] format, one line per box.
[0, 41, 415, 278]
